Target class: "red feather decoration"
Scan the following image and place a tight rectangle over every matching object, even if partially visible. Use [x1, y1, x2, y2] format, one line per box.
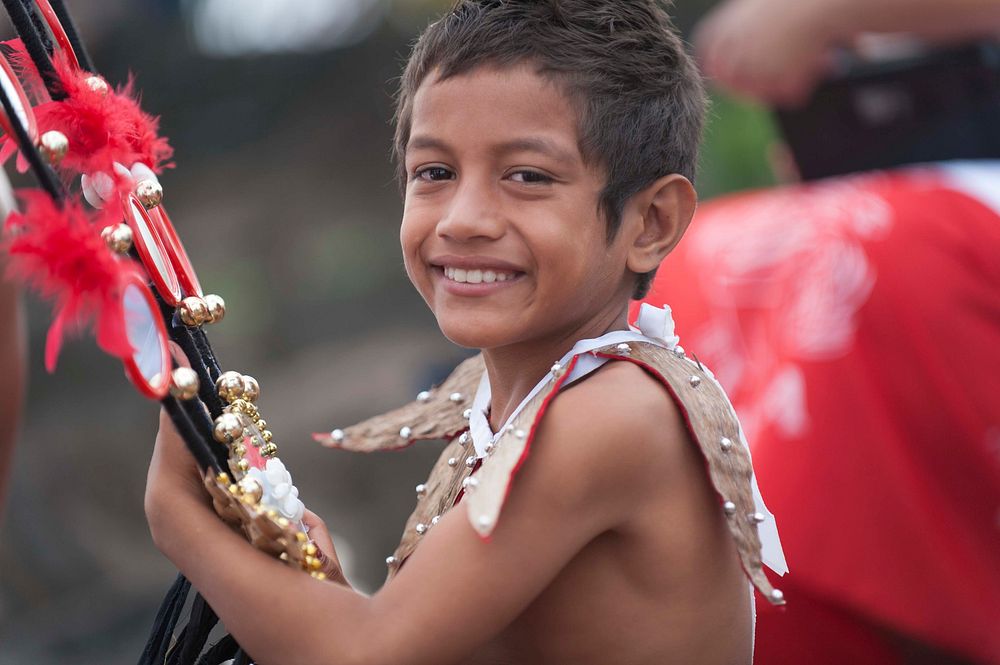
[3, 191, 139, 370]
[0, 43, 173, 177]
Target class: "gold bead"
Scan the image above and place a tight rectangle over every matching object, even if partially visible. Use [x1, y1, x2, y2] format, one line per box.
[178, 296, 209, 326]
[101, 223, 133, 254]
[279, 552, 289, 561]
[84, 75, 109, 96]
[168, 367, 200, 400]
[38, 130, 69, 165]
[295, 531, 308, 543]
[277, 517, 290, 528]
[228, 484, 240, 495]
[261, 430, 273, 443]
[304, 543, 318, 557]
[204, 294, 226, 324]
[215, 371, 245, 402]
[313, 572, 327, 581]
[236, 459, 249, 472]
[262, 443, 278, 457]
[241, 375, 259, 402]
[216, 472, 230, 484]
[229, 398, 248, 413]
[255, 418, 267, 431]
[309, 557, 322, 571]
[212, 413, 244, 444]
[134, 179, 163, 209]
[234, 444, 246, 457]
[266, 510, 279, 520]
[238, 477, 263, 504]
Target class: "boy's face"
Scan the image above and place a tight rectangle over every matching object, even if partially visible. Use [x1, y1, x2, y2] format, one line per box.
[400, 65, 634, 351]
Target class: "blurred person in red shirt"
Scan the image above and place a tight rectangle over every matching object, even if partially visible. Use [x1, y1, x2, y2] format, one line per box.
[636, 1, 1000, 663]
[0, 170, 26, 521]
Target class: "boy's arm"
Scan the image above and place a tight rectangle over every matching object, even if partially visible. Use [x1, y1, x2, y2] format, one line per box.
[147, 364, 689, 665]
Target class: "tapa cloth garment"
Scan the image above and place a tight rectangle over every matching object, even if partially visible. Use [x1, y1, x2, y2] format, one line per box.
[317, 305, 787, 605]
[636, 161, 1000, 665]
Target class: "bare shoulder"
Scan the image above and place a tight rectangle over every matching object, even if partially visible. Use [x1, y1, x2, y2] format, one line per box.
[526, 359, 694, 527]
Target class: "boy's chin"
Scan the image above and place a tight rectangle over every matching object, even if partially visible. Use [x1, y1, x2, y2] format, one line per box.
[436, 317, 516, 351]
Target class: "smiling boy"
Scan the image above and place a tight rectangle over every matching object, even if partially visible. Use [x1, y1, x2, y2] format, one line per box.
[146, 2, 785, 664]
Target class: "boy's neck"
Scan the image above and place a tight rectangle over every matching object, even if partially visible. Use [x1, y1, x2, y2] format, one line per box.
[482, 303, 631, 431]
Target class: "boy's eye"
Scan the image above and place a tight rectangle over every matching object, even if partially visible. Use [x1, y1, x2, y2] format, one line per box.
[508, 170, 552, 184]
[413, 166, 454, 182]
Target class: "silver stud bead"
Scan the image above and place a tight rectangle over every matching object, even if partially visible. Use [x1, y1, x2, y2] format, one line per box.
[689, 375, 702, 388]
[463, 408, 472, 420]
[416, 390, 431, 403]
[673, 346, 686, 359]
[770, 589, 785, 603]
[431, 515, 441, 526]
[723, 501, 737, 515]
[415, 523, 428, 535]
[447, 457, 458, 467]
[459, 432, 470, 446]
[330, 429, 345, 443]
[514, 429, 526, 439]
[550, 362, 564, 376]
[615, 343, 631, 355]
[449, 392, 463, 403]
[462, 477, 479, 490]
[749, 512, 766, 524]
[465, 455, 477, 469]
[385, 555, 398, 567]
[720, 437, 734, 452]
[484, 442, 494, 454]
[399, 426, 413, 439]
[415, 483, 427, 497]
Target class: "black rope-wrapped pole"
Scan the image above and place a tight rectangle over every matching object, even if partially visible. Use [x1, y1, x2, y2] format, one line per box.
[0, 73, 65, 200]
[46, 0, 95, 72]
[1, 0, 64, 98]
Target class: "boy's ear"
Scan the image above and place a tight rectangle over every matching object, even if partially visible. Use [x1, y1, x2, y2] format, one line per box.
[624, 174, 697, 275]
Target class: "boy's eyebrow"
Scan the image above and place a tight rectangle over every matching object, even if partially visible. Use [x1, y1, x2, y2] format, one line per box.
[407, 135, 577, 164]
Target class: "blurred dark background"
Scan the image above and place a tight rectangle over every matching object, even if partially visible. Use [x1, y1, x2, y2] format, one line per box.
[0, 1, 778, 661]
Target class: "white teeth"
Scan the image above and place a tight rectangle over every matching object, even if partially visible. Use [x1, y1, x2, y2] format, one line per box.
[442, 266, 516, 284]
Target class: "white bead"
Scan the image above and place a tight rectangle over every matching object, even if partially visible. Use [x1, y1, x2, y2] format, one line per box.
[465, 455, 476, 468]
[399, 426, 413, 439]
[615, 343, 631, 355]
[550, 362, 563, 375]
[673, 346, 686, 359]
[770, 589, 785, 602]
[415, 483, 427, 497]
[459, 432, 470, 445]
[484, 443, 494, 454]
[431, 515, 441, 525]
[463, 408, 472, 420]
[462, 477, 479, 490]
[723, 501, 736, 515]
[416, 390, 431, 403]
[720, 437, 733, 452]
[749, 512, 765, 524]
[449, 392, 463, 402]
[330, 429, 345, 442]
[415, 523, 428, 535]
[385, 555, 398, 567]
[689, 375, 702, 388]
[514, 429, 526, 439]
[447, 457, 458, 467]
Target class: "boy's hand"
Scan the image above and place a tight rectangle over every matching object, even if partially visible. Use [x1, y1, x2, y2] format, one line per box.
[145, 406, 209, 542]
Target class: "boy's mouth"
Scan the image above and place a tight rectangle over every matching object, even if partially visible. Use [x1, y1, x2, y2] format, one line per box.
[443, 266, 518, 284]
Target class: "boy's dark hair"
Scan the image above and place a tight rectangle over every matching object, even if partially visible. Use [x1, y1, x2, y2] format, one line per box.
[394, 0, 705, 299]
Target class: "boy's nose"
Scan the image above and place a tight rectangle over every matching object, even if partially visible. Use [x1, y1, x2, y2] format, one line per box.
[436, 182, 506, 241]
